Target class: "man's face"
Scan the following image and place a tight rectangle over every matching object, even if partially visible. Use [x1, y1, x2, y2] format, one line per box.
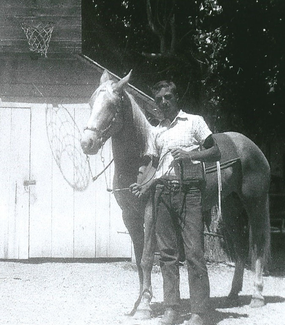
[154, 87, 178, 120]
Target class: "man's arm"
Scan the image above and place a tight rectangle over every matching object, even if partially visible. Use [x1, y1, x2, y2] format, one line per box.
[197, 134, 221, 162]
[171, 134, 221, 162]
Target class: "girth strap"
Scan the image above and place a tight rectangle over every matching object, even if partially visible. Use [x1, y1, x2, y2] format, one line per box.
[205, 158, 240, 174]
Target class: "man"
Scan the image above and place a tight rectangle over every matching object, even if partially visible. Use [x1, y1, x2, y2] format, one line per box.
[131, 81, 220, 325]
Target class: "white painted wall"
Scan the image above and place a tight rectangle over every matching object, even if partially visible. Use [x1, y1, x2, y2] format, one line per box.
[0, 101, 132, 259]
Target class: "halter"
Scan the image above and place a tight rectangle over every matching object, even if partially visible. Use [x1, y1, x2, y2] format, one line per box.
[84, 84, 124, 184]
[84, 85, 123, 147]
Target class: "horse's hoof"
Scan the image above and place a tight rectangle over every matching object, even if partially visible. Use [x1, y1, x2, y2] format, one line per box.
[133, 309, 151, 320]
[250, 297, 265, 308]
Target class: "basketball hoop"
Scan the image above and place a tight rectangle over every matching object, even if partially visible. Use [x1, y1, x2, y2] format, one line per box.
[21, 22, 54, 58]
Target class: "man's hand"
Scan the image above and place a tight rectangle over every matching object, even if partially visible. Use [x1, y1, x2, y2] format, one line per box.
[129, 182, 152, 198]
[129, 183, 142, 198]
[171, 148, 191, 161]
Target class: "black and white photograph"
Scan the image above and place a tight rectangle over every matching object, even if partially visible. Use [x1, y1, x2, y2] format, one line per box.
[0, 1, 284, 324]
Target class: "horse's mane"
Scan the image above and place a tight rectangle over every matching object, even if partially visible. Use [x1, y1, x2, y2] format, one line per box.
[125, 91, 155, 157]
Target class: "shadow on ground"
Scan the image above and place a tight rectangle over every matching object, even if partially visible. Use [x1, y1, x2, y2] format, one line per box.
[150, 292, 285, 325]
[151, 298, 247, 325]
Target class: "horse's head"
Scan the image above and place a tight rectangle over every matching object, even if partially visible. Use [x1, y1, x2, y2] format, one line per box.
[81, 70, 131, 155]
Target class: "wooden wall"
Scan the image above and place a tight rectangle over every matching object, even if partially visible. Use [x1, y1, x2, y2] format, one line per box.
[0, 0, 81, 54]
[0, 101, 132, 259]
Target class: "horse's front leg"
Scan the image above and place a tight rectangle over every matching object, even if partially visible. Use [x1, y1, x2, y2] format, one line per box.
[122, 207, 145, 294]
[133, 197, 156, 320]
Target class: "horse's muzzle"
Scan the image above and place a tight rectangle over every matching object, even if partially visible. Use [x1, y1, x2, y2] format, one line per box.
[80, 137, 100, 155]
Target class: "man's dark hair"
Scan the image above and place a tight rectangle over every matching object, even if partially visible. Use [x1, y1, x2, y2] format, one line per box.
[151, 80, 178, 98]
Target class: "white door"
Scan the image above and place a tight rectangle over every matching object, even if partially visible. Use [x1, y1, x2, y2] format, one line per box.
[29, 104, 132, 259]
[0, 104, 131, 259]
[0, 106, 31, 259]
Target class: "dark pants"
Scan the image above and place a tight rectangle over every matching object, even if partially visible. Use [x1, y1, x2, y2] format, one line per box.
[154, 182, 210, 314]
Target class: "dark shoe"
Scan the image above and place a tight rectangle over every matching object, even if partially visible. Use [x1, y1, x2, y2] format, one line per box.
[158, 307, 178, 325]
[184, 314, 204, 325]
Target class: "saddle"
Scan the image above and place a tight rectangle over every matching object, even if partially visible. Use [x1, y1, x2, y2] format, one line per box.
[204, 133, 240, 174]
[180, 133, 240, 182]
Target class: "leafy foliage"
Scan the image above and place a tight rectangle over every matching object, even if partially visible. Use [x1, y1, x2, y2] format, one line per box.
[82, 0, 285, 141]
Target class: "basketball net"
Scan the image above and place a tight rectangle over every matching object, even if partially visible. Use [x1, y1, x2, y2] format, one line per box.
[21, 22, 54, 57]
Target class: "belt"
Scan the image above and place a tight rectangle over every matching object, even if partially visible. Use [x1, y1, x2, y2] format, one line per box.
[155, 180, 180, 191]
[165, 180, 181, 191]
[156, 179, 202, 192]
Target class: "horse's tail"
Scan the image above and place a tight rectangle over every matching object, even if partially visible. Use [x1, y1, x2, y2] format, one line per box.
[220, 193, 271, 269]
[217, 191, 271, 267]
[218, 207, 250, 263]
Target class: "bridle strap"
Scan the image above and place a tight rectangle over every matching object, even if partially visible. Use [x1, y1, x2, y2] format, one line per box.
[84, 92, 124, 183]
[84, 94, 123, 146]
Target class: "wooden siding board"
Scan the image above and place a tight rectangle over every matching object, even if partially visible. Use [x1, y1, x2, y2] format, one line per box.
[0, 84, 94, 101]
[93, 142, 112, 258]
[11, 108, 31, 259]
[73, 197, 97, 257]
[0, 107, 30, 259]
[0, 0, 81, 19]
[0, 0, 80, 7]
[50, 106, 75, 258]
[0, 108, 12, 259]
[0, 42, 82, 55]
[2, 7, 81, 17]
[0, 43, 82, 54]
[29, 105, 53, 258]
[68, 105, 97, 258]
[0, 25, 81, 39]
[4, 110, 14, 259]
[1, 1, 80, 7]
[73, 173, 97, 257]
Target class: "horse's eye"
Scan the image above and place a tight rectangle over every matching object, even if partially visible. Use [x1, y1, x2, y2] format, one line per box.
[155, 97, 162, 104]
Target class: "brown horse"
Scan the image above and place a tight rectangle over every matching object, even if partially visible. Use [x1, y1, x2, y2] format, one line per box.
[80, 71, 271, 319]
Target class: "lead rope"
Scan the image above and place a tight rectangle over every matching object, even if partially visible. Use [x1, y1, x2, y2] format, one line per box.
[88, 149, 172, 193]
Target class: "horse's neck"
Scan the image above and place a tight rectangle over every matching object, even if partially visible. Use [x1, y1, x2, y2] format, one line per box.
[112, 127, 139, 169]
[112, 92, 152, 178]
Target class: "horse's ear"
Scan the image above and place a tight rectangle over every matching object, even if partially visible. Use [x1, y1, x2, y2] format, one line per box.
[113, 70, 132, 93]
[100, 70, 112, 85]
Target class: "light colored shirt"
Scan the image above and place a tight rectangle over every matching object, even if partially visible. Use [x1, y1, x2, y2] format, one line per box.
[146, 110, 212, 180]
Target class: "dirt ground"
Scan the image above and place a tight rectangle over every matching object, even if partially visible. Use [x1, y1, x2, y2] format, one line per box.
[0, 236, 284, 325]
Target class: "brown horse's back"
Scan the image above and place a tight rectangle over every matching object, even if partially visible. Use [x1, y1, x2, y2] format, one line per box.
[202, 132, 270, 210]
